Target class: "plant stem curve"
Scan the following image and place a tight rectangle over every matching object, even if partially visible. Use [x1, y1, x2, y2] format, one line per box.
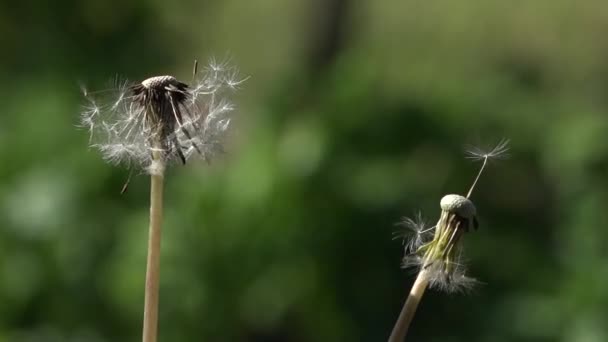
[388, 270, 430, 342]
[142, 157, 165, 342]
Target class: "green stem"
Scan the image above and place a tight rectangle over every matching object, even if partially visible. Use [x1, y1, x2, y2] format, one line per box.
[142, 158, 165, 342]
[388, 270, 430, 342]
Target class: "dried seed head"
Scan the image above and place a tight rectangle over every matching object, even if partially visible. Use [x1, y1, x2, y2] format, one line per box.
[81, 61, 244, 173]
[440, 194, 476, 219]
[141, 75, 178, 89]
[400, 205, 475, 292]
[398, 140, 509, 293]
[400, 201, 476, 292]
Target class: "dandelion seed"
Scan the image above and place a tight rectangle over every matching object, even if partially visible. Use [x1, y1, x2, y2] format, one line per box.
[80, 60, 244, 173]
[395, 212, 434, 255]
[465, 138, 510, 161]
[426, 256, 478, 293]
[465, 139, 510, 198]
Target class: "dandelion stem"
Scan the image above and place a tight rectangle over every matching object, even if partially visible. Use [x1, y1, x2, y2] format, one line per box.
[388, 270, 430, 342]
[142, 155, 165, 342]
[466, 156, 488, 198]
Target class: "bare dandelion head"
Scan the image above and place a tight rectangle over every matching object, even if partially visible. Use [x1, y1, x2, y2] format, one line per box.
[389, 143, 510, 342]
[398, 140, 510, 292]
[402, 195, 479, 292]
[80, 60, 244, 173]
[440, 194, 477, 226]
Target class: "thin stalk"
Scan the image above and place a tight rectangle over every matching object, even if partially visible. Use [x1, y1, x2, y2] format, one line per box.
[388, 270, 430, 342]
[466, 156, 488, 198]
[142, 157, 165, 342]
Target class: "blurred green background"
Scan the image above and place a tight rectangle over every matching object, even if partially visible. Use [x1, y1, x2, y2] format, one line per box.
[1, 0, 608, 341]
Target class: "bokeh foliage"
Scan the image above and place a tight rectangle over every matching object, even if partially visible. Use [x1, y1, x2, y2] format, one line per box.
[1, 0, 608, 341]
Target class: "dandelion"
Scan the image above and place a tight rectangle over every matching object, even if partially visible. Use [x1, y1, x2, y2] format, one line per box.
[388, 140, 509, 342]
[80, 60, 244, 342]
[81, 60, 243, 172]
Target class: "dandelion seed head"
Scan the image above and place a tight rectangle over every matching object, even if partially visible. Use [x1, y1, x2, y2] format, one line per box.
[141, 75, 178, 89]
[400, 195, 481, 293]
[396, 141, 508, 294]
[440, 194, 476, 219]
[80, 61, 244, 172]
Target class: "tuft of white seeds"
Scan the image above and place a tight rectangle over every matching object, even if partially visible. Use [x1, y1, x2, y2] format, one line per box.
[80, 60, 245, 172]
